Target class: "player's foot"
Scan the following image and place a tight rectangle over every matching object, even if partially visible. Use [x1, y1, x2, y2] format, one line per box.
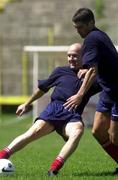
[0, 148, 11, 159]
[48, 169, 58, 176]
[112, 167, 118, 175]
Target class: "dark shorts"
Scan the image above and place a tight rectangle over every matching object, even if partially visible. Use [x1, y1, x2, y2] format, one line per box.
[35, 100, 83, 136]
[96, 90, 118, 121]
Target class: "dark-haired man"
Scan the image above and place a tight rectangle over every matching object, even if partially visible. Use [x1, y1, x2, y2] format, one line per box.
[64, 8, 118, 174]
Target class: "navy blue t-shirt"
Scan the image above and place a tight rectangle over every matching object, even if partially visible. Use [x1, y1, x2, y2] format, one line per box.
[38, 66, 81, 102]
[82, 27, 118, 97]
[38, 66, 101, 114]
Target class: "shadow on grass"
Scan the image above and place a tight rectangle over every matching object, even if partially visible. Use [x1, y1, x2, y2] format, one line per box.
[72, 171, 116, 177]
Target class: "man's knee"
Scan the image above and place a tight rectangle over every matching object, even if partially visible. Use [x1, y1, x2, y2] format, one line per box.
[92, 127, 109, 145]
[92, 127, 99, 139]
[23, 130, 36, 140]
[65, 122, 84, 142]
[24, 126, 43, 140]
[69, 127, 84, 141]
[109, 132, 118, 145]
[109, 121, 118, 145]
[92, 111, 110, 139]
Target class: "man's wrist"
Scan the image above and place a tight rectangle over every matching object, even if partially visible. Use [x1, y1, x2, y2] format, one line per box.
[24, 103, 29, 108]
[77, 91, 84, 98]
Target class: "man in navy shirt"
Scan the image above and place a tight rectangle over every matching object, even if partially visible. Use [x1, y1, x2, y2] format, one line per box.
[65, 8, 118, 174]
[0, 43, 101, 176]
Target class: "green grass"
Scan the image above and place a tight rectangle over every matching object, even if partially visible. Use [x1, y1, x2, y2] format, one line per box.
[0, 114, 117, 180]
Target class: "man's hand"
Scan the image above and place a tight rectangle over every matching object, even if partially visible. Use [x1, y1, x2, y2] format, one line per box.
[63, 94, 83, 111]
[78, 69, 88, 79]
[16, 104, 28, 116]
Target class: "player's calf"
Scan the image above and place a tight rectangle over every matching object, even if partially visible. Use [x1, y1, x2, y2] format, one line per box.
[48, 156, 64, 176]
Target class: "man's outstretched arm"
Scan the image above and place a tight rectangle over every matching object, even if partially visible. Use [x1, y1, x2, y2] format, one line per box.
[16, 88, 45, 116]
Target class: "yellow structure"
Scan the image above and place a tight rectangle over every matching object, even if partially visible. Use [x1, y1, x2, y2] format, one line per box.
[0, 0, 9, 11]
[0, 0, 19, 12]
[0, 96, 29, 105]
[0, 51, 29, 105]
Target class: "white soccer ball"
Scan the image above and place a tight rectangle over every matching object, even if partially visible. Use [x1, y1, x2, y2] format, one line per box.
[0, 159, 15, 175]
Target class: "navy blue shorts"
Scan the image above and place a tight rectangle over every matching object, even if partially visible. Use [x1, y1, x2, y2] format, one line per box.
[96, 90, 118, 121]
[35, 100, 83, 135]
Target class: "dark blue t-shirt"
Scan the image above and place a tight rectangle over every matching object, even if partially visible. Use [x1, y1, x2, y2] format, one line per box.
[82, 27, 118, 96]
[38, 66, 81, 102]
[38, 66, 101, 114]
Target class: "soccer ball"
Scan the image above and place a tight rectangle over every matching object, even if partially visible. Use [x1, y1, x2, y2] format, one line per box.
[0, 159, 15, 175]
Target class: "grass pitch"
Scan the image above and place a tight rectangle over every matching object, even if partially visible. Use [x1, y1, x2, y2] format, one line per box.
[0, 114, 117, 180]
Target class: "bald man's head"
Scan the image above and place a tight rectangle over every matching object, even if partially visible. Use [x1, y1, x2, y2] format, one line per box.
[67, 43, 82, 69]
[68, 43, 82, 52]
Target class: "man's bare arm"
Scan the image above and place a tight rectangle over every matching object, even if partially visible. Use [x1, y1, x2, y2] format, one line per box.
[16, 88, 45, 116]
[63, 66, 97, 110]
[77, 66, 97, 97]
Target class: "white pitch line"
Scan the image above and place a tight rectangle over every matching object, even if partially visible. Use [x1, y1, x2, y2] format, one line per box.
[0, 112, 32, 126]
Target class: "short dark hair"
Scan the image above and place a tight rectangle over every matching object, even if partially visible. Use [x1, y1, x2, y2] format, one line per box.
[72, 8, 95, 24]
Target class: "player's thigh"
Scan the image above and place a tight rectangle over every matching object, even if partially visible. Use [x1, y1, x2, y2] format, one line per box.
[64, 121, 84, 139]
[25, 119, 54, 137]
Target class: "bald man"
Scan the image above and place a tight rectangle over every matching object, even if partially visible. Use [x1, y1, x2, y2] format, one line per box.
[0, 43, 101, 176]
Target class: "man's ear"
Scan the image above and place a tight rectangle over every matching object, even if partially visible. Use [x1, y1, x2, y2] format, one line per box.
[88, 20, 95, 27]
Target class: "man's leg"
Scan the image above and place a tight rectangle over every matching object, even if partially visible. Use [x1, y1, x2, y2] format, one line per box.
[109, 100, 118, 145]
[48, 121, 84, 175]
[92, 111, 110, 144]
[109, 120, 118, 145]
[108, 119, 118, 174]
[0, 120, 54, 159]
[92, 111, 118, 164]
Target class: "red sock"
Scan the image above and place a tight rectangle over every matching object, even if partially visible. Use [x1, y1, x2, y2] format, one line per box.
[49, 156, 64, 172]
[103, 140, 118, 163]
[0, 147, 11, 159]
